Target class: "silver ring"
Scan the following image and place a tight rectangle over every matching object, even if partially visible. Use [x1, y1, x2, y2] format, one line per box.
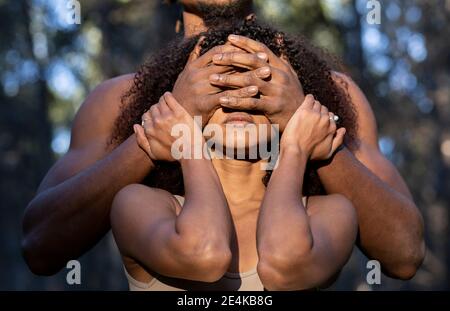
[330, 115, 339, 122]
[141, 119, 149, 127]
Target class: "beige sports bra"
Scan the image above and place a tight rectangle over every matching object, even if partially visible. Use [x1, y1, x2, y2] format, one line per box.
[124, 195, 308, 291]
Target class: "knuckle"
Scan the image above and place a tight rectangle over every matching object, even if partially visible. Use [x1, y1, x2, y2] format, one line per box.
[221, 74, 230, 84]
[223, 52, 233, 62]
[166, 112, 174, 121]
[244, 74, 254, 85]
[241, 88, 252, 97]
[249, 99, 258, 109]
[228, 97, 238, 107]
[153, 117, 162, 125]
[237, 88, 246, 97]
[250, 55, 259, 65]
[223, 90, 232, 98]
[255, 42, 267, 52]
[149, 105, 158, 114]
[238, 97, 249, 109]
[211, 46, 222, 55]
[251, 70, 260, 79]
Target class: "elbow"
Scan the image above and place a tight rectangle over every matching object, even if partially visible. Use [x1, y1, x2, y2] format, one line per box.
[385, 209, 426, 280]
[389, 264, 420, 281]
[21, 235, 62, 276]
[21, 207, 64, 276]
[257, 261, 294, 291]
[21, 206, 58, 276]
[386, 256, 424, 280]
[386, 239, 426, 280]
[179, 237, 232, 283]
[257, 240, 313, 290]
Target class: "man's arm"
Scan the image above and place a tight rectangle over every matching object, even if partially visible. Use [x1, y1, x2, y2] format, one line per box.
[314, 72, 425, 279]
[21, 74, 154, 275]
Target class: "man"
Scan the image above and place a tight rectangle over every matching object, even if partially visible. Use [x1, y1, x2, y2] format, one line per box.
[22, 0, 424, 280]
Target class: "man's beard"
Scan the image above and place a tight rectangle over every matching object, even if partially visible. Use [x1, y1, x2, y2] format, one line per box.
[195, 1, 253, 28]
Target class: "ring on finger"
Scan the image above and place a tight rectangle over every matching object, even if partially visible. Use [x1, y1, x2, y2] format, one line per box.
[141, 118, 149, 127]
[330, 115, 339, 122]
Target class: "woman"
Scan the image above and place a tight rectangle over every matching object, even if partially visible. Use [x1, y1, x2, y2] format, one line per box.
[110, 18, 358, 291]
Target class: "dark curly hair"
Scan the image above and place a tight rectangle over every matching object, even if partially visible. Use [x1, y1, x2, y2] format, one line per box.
[110, 17, 358, 196]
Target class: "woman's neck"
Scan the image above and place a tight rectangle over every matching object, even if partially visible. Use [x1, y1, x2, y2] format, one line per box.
[211, 157, 267, 211]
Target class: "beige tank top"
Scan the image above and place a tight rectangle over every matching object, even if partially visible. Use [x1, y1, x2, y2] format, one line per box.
[124, 195, 308, 291]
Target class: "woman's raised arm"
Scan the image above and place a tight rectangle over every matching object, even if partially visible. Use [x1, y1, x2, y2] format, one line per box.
[111, 92, 232, 282]
[256, 95, 357, 290]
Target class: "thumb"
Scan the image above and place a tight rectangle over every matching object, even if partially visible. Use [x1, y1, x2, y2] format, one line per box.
[329, 127, 346, 156]
[187, 36, 205, 64]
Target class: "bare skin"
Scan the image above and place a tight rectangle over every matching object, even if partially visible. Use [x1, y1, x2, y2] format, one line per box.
[111, 92, 356, 290]
[22, 1, 424, 280]
[209, 34, 425, 279]
[21, 75, 153, 275]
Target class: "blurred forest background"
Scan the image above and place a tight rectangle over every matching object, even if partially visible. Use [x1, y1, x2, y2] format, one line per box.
[0, 0, 449, 290]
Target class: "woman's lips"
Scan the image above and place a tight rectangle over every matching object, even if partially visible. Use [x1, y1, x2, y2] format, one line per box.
[223, 112, 255, 125]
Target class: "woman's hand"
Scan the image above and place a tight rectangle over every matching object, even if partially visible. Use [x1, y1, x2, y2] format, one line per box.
[281, 94, 346, 160]
[134, 92, 199, 162]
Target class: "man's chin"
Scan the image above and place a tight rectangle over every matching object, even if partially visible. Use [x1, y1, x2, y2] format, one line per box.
[182, 0, 253, 25]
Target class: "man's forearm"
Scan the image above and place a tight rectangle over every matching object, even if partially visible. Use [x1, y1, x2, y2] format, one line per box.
[316, 147, 424, 279]
[22, 135, 153, 275]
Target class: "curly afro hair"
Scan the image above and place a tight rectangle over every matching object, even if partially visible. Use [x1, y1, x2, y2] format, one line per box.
[110, 17, 358, 196]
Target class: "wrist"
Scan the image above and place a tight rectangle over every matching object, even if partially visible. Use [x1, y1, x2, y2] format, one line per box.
[280, 142, 310, 158]
[279, 145, 308, 165]
[177, 137, 208, 164]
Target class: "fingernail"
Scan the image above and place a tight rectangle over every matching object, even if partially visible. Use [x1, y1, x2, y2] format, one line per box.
[210, 74, 220, 81]
[257, 52, 267, 60]
[133, 125, 138, 133]
[258, 67, 270, 76]
[248, 86, 258, 93]
[220, 97, 229, 104]
[213, 54, 223, 61]
[229, 34, 238, 41]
